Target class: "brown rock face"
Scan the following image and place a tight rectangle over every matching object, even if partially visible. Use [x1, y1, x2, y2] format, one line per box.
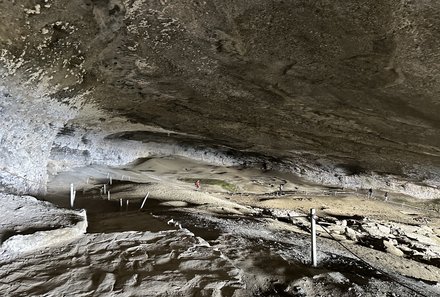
[1, 0, 439, 191]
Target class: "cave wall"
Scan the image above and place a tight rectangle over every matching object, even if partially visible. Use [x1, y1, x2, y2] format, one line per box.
[0, 79, 82, 195]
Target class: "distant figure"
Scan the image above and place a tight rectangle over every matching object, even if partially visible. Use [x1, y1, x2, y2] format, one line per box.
[279, 183, 284, 196]
[367, 188, 373, 198]
[195, 180, 201, 191]
[384, 192, 388, 201]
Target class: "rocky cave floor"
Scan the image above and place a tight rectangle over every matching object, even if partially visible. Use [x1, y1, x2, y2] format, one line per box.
[1, 156, 440, 296]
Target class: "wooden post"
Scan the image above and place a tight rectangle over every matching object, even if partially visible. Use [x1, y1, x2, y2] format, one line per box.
[310, 208, 317, 267]
[70, 183, 76, 208]
[140, 192, 150, 210]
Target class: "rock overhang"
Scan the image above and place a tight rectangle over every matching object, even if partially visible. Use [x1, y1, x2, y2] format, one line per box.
[0, 0, 439, 196]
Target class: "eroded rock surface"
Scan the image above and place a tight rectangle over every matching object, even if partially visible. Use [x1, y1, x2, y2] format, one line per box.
[0, 193, 87, 261]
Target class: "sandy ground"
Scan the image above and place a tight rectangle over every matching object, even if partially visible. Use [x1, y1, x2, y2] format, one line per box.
[1, 156, 440, 296]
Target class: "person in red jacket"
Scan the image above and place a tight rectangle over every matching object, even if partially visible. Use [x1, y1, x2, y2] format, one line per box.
[195, 179, 201, 191]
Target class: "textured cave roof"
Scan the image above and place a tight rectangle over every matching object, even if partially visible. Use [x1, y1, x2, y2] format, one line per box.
[1, 0, 440, 177]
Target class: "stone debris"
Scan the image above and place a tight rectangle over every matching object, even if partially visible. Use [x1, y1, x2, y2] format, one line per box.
[24, 4, 41, 15]
[308, 215, 440, 265]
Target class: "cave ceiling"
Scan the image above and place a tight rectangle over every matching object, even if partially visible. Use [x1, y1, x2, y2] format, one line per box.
[1, 0, 440, 179]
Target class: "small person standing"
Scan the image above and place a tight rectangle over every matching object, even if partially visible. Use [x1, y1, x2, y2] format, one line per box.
[195, 179, 201, 191]
[384, 192, 388, 201]
[279, 183, 284, 196]
[367, 188, 373, 198]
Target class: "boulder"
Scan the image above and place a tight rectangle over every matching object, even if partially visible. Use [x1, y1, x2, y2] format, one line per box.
[361, 222, 393, 238]
[405, 232, 437, 246]
[345, 227, 360, 242]
[383, 240, 404, 257]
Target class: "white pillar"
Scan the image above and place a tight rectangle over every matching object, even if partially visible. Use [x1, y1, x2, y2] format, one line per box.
[103, 184, 107, 194]
[139, 192, 150, 210]
[70, 183, 76, 208]
[310, 208, 317, 267]
[107, 190, 111, 200]
[126, 199, 129, 211]
[120, 198, 123, 208]
[109, 176, 112, 185]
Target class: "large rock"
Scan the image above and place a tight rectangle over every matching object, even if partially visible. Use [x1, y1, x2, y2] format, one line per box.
[345, 226, 361, 242]
[0, 193, 87, 261]
[383, 239, 404, 257]
[361, 222, 393, 238]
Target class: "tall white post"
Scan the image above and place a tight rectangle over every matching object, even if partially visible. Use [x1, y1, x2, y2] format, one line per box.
[310, 208, 317, 267]
[109, 176, 112, 185]
[120, 198, 123, 208]
[126, 199, 129, 211]
[70, 183, 76, 208]
[139, 192, 150, 210]
[107, 190, 111, 200]
[103, 184, 107, 194]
